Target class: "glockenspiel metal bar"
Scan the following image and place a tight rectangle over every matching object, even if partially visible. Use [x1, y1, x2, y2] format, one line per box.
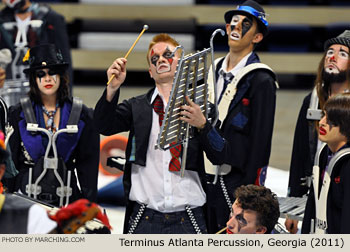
[156, 47, 212, 151]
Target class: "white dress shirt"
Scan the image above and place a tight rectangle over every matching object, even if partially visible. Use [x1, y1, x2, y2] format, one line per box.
[216, 52, 252, 103]
[129, 88, 206, 213]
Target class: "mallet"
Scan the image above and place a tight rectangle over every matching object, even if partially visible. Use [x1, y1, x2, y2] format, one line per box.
[107, 24, 149, 85]
[216, 226, 227, 234]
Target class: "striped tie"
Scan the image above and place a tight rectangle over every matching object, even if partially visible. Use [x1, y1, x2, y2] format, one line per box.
[153, 95, 164, 126]
[169, 142, 182, 172]
[153, 95, 182, 172]
[218, 72, 234, 104]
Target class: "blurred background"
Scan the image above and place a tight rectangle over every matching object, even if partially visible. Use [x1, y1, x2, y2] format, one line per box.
[24, 0, 350, 89]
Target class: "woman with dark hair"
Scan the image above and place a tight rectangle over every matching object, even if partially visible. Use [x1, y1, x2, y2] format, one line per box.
[302, 93, 350, 234]
[4, 44, 99, 206]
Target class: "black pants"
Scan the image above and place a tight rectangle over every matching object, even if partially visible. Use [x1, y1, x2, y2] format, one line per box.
[128, 202, 207, 234]
[206, 173, 242, 233]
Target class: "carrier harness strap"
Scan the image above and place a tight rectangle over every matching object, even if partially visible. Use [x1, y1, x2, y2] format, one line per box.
[21, 97, 83, 127]
[67, 97, 83, 126]
[20, 97, 37, 125]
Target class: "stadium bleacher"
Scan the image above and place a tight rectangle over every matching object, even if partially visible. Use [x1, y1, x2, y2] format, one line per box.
[2, 0, 349, 88]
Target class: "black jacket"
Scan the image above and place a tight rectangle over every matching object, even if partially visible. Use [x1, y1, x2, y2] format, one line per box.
[288, 93, 318, 197]
[94, 87, 207, 233]
[198, 52, 277, 232]
[302, 145, 350, 234]
[200, 53, 276, 184]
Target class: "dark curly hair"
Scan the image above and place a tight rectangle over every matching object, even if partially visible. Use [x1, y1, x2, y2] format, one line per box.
[234, 184, 280, 234]
[27, 67, 70, 105]
[324, 92, 350, 141]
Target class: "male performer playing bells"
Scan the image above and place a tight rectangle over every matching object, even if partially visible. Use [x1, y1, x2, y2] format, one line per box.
[94, 34, 208, 234]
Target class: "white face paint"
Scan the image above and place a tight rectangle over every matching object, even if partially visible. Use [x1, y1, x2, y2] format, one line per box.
[36, 68, 60, 97]
[324, 46, 350, 74]
[149, 42, 178, 83]
[52, 74, 57, 83]
[325, 66, 340, 74]
[156, 62, 171, 74]
[36, 69, 58, 83]
[38, 74, 57, 83]
[229, 15, 242, 41]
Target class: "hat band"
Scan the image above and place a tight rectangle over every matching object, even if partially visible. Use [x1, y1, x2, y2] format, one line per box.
[237, 5, 268, 27]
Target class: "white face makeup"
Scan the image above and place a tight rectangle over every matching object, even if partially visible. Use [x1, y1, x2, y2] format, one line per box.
[150, 46, 174, 74]
[156, 62, 171, 74]
[36, 68, 60, 97]
[36, 69, 58, 83]
[324, 45, 350, 74]
[229, 15, 242, 41]
[148, 42, 179, 84]
[229, 14, 253, 41]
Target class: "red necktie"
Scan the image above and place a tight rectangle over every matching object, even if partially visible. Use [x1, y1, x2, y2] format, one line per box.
[153, 95, 182, 172]
[153, 95, 164, 126]
[169, 142, 182, 172]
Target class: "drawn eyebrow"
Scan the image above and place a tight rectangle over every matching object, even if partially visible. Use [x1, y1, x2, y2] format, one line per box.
[340, 48, 349, 54]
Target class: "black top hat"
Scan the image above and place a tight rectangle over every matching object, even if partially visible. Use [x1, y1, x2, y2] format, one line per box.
[224, 0, 268, 36]
[324, 30, 350, 51]
[23, 44, 69, 74]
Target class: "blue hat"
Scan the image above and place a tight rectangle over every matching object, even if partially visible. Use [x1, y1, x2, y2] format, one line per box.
[224, 0, 268, 35]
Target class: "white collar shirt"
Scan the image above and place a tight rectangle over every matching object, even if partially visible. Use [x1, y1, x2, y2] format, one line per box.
[129, 88, 206, 213]
[217, 52, 252, 103]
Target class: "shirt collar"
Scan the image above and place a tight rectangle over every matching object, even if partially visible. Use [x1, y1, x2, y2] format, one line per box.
[219, 52, 253, 77]
[151, 87, 165, 104]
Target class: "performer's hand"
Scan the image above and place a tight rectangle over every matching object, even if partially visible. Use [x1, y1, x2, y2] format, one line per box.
[180, 96, 206, 129]
[284, 218, 298, 234]
[106, 58, 127, 101]
[0, 67, 6, 88]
